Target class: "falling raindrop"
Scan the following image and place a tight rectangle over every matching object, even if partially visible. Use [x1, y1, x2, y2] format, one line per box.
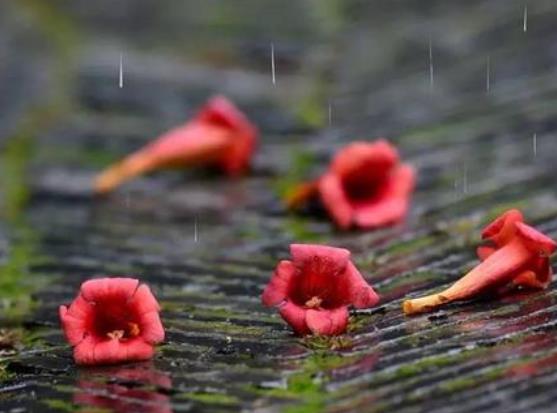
[523, 4, 528, 32]
[533, 133, 537, 157]
[328, 101, 332, 126]
[194, 215, 199, 243]
[271, 43, 276, 86]
[119, 53, 124, 88]
[486, 56, 490, 93]
[428, 36, 434, 90]
[462, 164, 468, 194]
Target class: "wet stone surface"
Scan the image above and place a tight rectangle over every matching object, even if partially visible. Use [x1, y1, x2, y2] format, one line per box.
[2, 0, 557, 412]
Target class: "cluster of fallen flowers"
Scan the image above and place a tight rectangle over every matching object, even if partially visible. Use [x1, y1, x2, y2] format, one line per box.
[93, 96, 414, 231]
[58, 97, 556, 366]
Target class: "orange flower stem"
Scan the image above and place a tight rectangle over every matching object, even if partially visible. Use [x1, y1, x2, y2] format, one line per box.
[94, 152, 157, 195]
[285, 180, 319, 210]
[403, 239, 531, 315]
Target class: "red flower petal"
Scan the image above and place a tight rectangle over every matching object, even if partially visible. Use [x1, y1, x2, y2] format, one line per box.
[305, 307, 349, 335]
[73, 336, 155, 366]
[290, 243, 350, 276]
[331, 140, 399, 182]
[511, 255, 553, 290]
[344, 262, 380, 308]
[318, 173, 353, 229]
[512, 270, 545, 290]
[80, 278, 139, 303]
[92, 338, 127, 365]
[122, 339, 156, 362]
[352, 197, 405, 228]
[533, 256, 553, 288]
[196, 95, 258, 176]
[353, 164, 415, 228]
[278, 301, 309, 335]
[515, 222, 557, 256]
[59, 293, 96, 346]
[63, 293, 92, 320]
[59, 306, 89, 346]
[477, 245, 496, 261]
[481, 209, 523, 244]
[130, 284, 161, 315]
[139, 311, 165, 344]
[73, 336, 99, 365]
[261, 260, 297, 307]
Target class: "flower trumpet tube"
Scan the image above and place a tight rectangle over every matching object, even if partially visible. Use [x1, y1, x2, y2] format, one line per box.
[403, 210, 556, 315]
[94, 96, 258, 194]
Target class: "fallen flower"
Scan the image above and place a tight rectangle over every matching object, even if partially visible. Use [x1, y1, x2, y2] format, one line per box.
[94, 95, 258, 194]
[403, 209, 557, 315]
[59, 277, 164, 365]
[476, 209, 554, 290]
[262, 244, 380, 335]
[287, 140, 415, 230]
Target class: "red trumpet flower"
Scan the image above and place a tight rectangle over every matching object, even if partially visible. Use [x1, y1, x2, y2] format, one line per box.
[59, 277, 165, 365]
[262, 244, 380, 336]
[403, 209, 556, 315]
[94, 95, 258, 194]
[287, 140, 415, 230]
